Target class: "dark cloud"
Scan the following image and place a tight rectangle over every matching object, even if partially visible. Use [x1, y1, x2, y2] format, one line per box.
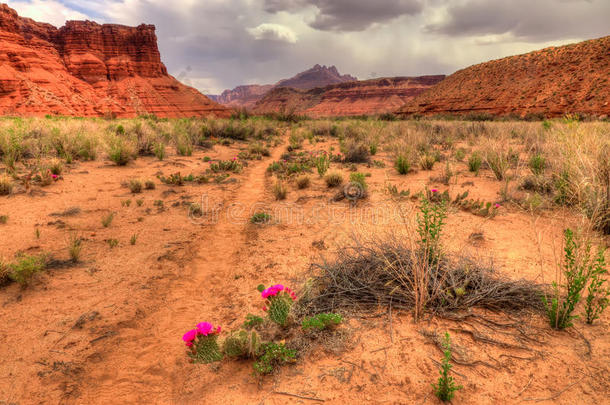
[265, 0, 423, 31]
[426, 0, 610, 41]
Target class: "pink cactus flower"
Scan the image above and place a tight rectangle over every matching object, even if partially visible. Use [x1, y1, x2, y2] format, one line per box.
[51, 174, 58, 180]
[494, 203, 501, 208]
[262, 306, 268, 311]
[431, 189, 438, 193]
[182, 329, 198, 345]
[196, 322, 213, 336]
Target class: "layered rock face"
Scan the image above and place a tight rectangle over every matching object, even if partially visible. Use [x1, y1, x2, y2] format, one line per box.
[251, 76, 445, 117]
[397, 36, 610, 118]
[215, 64, 357, 109]
[0, 4, 230, 117]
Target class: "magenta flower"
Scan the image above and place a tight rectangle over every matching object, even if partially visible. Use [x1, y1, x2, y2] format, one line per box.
[494, 203, 501, 208]
[431, 189, 438, 193]
[196, 322, 213, 336]
[262, 306, 268, 311]
[182, 329, 198, 345]
[51, 174, 58, 180]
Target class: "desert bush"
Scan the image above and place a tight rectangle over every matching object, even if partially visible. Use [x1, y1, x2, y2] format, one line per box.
[420, 153, 437, 170]
[251, 212, 271, 224]
[314, 153, 330, 177]
[107, 137, 135, 166]
[341, 138, 370, 163]
[153, 142, 166, 160]
[349, 172, 367, 190]
[432, 332, 462, 402]
[7, 254, 47, 286]
[0, 175, 13, 195]
[324, 171, 343, 188]
[128, 179, 143, 193]
[301, 313, 342, 331]
[296, 175, 310, 189]
[48, 159, 63, 175]
[101, 212, 115, 228]
[395, 154, 412, 175]
[68, 234, 82, 263]
[468, 152, 482, 174]
[417, 198, 447, 265]
[485, 149, 512, 180]
[144, 180, 155, 190]
[584, 251, 609, 324]
[529, 153, 546, 176]
[542, 229, 605, 329]
[210, 159, 243, 173]
[0, 215, 7, 224]
[253, 342, 296, 375]
[273, 181, 287, 200]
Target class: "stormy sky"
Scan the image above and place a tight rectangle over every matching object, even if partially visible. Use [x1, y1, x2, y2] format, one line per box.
[5, 0, 609, 94]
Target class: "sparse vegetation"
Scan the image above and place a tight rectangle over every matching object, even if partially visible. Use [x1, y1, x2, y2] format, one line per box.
[395, 154, 411, 175]
[273, 181, 287, 200]
[128, 179, 143, 193]
[324, 171, 343, 187]
[68, 234, 83, 263]
[101, 212, 115, 227]
[432, 332, 462, 402]
[295, 174, 310, 189]
[251, 212, 271, 224]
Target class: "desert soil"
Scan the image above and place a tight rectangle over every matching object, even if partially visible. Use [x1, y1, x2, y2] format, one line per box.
[0, 133, 608, 404]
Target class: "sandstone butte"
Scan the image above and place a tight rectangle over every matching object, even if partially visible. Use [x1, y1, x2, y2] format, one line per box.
[213, 64, 357, 109]
[397, 36, 610, 118]
[0, 4, 230, 118]
[250, 76, 445, 117]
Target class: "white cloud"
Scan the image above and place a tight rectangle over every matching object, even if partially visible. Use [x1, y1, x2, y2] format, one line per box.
[5, 0, 89, 26]
[248, 23, 298, 43]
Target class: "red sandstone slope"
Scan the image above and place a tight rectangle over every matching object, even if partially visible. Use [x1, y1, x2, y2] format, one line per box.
[214, 64, 357, 109]
[251, 76, 445, 117]
[397, 36, 610, 118]
[0, 4, 230, 118]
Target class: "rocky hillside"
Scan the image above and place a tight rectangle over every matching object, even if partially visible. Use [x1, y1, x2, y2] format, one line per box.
[0, 4, 230, 117]
[251, 76, 445, 117]
[214, 64, 356, 109]
[397, 36, 610, 118]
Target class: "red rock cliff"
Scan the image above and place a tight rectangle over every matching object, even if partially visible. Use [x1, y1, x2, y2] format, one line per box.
[0, 4, 230, 117]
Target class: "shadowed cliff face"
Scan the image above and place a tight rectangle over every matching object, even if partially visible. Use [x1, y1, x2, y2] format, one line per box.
[397, 36, 610, 118]
[251, 76, 445, 117]
[0, 4, 230, 117]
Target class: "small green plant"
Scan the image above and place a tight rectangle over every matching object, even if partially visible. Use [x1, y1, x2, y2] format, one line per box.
[584, 248, 608, 324]
[542, 229, 596, 329]
[223, 329, 262, 359]
[468, 152, 482, 174]
[251, 212, 271, 224]
[0, 174, 13, 196]
[129, 179, 143, 193]
[130, 234, 138, 245]
[0, 215, 7, 224]
[296, 174, 310, 189]
[253, 342, 296, 375]
[176, 137, 193, 156]
[107, 137, 134, 166]
[432, 332, 462, 402]
[529, 153, 546, 176]
[395, 154, 411, 175]
[107, 239, 119, 248]
[301, 313, 342, 331]
[485, 149, 511, 181]
[189, 203, 203, 216]
[455, 148, 466, 162]
[101, 212, 115, 227]
[417, 197, 447, 265]
[121, 199, 132, 207]
[153, 142, 166, 160]
[243, 314, 264, 329]
[314, 153, 330, 177]
[68, 234, 82, 263]
[349, 172, 367, 189]
[324, 171, 343, 188]
[273, 181, 287, 200]
[210, 159, 243, 173]
[369, 143, 378, 156]
[7, 254, 47, 286]
[136, 199, 144, 207]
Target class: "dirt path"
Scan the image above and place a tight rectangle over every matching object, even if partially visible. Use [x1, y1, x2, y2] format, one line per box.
[71, 135, 288, 404]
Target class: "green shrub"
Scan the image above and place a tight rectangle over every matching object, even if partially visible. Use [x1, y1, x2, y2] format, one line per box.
[584, 248, 608, 324]
[8, 254, 47, 286]
[468, 152, 482, 174]
[314, 153, 330, 177]
[369, 143, 378, 156]
[529, 153, 546, 176]
[253, 343, 296, 375]
[432, 332, 462, 402]
[485, 149, 511, 181]
[417, 198, 446, 265]
[210, 160, 243, 173]
[301, 313, 342, 331]
[251, 212, 271, 224]
[324, 171, 343, 188]
[107, 137, 134, 166]
[395, 154, 411, 175]
[341, 138, 370, 163]
[349, 172, 367, 189]
[420, 153, 436, 170]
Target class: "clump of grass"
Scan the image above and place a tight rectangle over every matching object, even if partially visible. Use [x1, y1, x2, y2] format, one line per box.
[153, 142, 166, 161]
[341, 138, 370, 163]
[0, 175, 13, 196]
[107, 239, 119, 248]
[48, 159, 63, 175]
[251, 212, 271, 224]
[468, 152, 482, 175]
[144, 180, 155, 190]
[324, 171, 343, 188]
[432, 332, 462, 402]
[420, 153, 436, 170]
[128, 179, 143, 194]
[189, 203, 203, 216]
[485, 149, 512, 181]
[107, 137, 135, 166]
[121, 199, 132, 207]
[0, 215, 7, 224]
[136, 199, 144, 207]
[349, 172, 367, 190]
[395, 154, 411, 175]
[296, 175, 310, 189]
[130, 234, 138, 245]
[7, 254, 47, 286]
[529, 153, 546, 176]
[68, 234, 82, 263]
[273, 181, 287, 200]
[101, 212, 115, 228]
